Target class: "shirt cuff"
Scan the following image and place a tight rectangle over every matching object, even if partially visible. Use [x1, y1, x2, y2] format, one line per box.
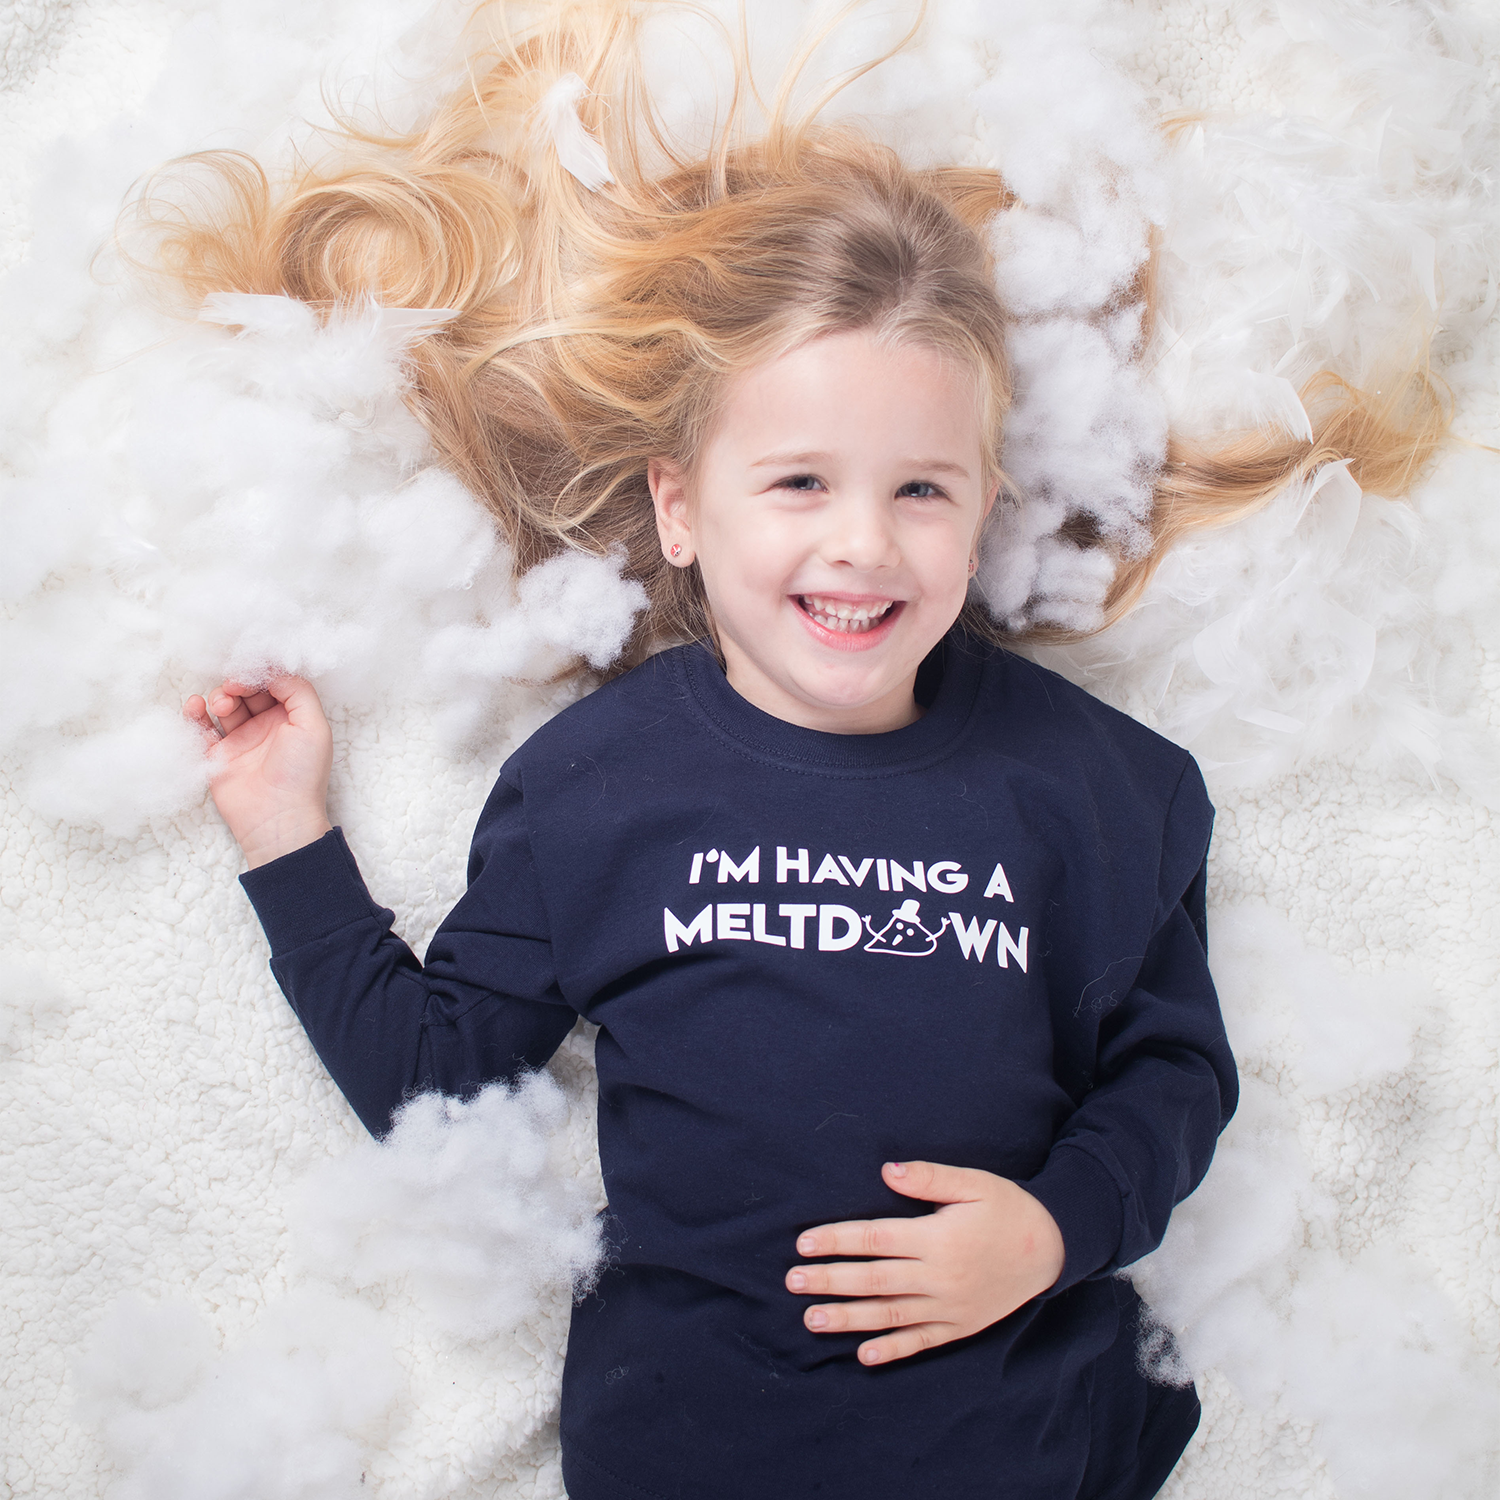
[1022, 1144, 1125, 1296]
[238, 827, 384, 955]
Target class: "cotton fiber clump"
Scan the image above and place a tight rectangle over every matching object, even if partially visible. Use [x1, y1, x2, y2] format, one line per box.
[291, 1074, 604, 1341]
[973, 1, 1171, 630]
[989, 316, 1165, 627]
[21, 709, 212, 835]
[0, 294, 647, 834]
[423, 548, 649, 742]
[75, 1071, 602, 1500]
[1131, 901, 1500, 1500]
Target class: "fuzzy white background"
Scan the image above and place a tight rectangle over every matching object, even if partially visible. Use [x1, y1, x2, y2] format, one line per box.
[3, 2, 1498, 1497]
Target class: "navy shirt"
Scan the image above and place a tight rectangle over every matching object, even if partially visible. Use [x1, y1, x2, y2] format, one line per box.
[241, 632, 1237, 1500]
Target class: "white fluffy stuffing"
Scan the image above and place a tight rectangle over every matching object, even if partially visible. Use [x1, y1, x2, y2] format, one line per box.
[290, 1076, 604, 1343]
[2, 2, 1497, 1498]
[970, 2, 1170, 628]
[1133, 901, 1500, 1499]
[2, 292, 648, 835]
[72, 1071, 602, 1500]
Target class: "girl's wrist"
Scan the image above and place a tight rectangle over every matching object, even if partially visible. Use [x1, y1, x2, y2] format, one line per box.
[239, 811, 334, 870]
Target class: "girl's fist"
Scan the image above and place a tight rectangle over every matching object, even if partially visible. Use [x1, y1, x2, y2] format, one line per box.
[185, 675, 333, 868]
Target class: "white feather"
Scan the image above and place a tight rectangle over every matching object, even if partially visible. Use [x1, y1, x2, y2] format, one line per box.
[539, 72, 614, 191]
[366, 304, 461, 338]
[198, 292, 319, 335]
[199, 294, 458, 344]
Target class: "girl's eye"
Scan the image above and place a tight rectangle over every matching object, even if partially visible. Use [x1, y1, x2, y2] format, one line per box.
[897, 480, 945, 500]
[776, 474, 825, 493]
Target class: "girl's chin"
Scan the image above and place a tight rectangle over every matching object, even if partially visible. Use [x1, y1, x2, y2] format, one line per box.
[790, 677, 922, 732]
[721, 644, 921, 731]
[784, 657, 929, 729]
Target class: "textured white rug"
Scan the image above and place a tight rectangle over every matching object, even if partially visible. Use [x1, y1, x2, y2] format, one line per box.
[3, 3, 1498, 1498]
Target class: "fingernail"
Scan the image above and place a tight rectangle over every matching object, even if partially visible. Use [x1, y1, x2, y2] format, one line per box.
[797, 1235, 816, 1254]
[807, 1310, 827, 1329]
[861, 1345, 882, 1363]
[885, 1161, 908, 1178]
[788, 1271, 806, 1291]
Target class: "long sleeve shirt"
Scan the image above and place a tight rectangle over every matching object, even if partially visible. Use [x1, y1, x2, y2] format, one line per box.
[240, 630, 1238, 1500]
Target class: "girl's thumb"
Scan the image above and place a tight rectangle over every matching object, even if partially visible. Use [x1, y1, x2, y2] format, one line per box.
[882, 1159, 982, 1204]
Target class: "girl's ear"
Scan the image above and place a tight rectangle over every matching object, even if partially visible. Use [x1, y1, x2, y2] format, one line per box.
[648, 457, 695, 566]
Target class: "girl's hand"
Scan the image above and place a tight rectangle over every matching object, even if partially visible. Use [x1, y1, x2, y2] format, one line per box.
[184, 676, 333, 869]
[785, 1160, 1066, 1366]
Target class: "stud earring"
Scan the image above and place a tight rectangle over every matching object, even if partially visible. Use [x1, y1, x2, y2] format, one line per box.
[967, 556, 978, 574]
[670, 543, 682, 559]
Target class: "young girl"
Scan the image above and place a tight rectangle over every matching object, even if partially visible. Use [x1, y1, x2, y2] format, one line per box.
[169, 4, 1437, 1496]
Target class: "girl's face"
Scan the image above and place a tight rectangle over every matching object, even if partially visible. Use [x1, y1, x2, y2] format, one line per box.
[650, 328, 996, 734]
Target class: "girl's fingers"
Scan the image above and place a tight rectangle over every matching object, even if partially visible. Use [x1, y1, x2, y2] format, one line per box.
[265, 674, 329, 729]
[207, 681, 284, 733]
[209, 695, 255, 733]
[793, 1216, 921, 1262]
[186, 681, 274, 740]
[881, 1159, 989, 1205]
[786, 1258, 921, 1299]
[183, 696, 222, 739]
[856, 1323, 950, 1366]
[211, 676, 325, 726]
[802, 1296, 936, 1335]
[215, 683, 276, 713]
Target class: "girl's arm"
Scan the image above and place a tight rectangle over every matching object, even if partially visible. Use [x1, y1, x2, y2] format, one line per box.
[188, 677, 578, 1135]
[787, 756, 1235, 1365]
[1020, 760, 1236, 1288]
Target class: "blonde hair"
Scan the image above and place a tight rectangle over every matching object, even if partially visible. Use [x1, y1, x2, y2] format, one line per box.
[131, 0, 1447, 664]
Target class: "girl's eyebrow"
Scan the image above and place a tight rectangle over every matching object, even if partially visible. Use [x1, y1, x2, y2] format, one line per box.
[750, 449, 971, 478]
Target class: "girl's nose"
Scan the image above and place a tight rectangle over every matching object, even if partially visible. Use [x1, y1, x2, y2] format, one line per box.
[822, 495, 901, 571]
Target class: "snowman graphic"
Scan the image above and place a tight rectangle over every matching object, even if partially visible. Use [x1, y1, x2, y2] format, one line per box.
[862, 899, 949, 956]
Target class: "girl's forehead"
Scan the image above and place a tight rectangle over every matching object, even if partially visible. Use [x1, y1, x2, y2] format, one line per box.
[708, 330, 987, 461]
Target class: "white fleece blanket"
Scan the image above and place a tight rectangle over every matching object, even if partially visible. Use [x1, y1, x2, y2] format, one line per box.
[3, 3, 1498, 1498]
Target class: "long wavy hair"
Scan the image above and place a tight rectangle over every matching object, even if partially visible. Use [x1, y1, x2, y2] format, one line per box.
[128, 0, 1447, 666]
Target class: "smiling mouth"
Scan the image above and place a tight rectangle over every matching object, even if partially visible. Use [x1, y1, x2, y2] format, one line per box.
[796, 595, 898, 634]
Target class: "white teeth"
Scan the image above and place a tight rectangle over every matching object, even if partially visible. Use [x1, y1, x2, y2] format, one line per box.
[799, 596, 895, 633]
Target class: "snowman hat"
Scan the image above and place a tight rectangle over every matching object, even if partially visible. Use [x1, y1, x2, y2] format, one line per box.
[892, 899, 922, 922]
